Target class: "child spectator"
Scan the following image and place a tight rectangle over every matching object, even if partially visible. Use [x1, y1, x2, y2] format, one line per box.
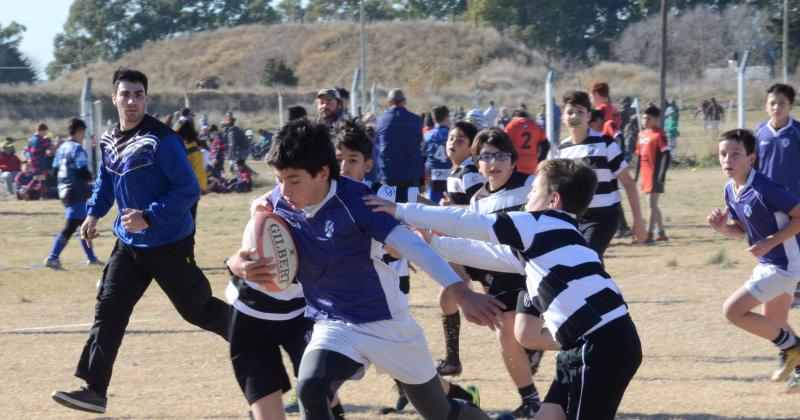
[664, 106, 680, 152]
[635, 105, 671, 242]
[708, 129, 800, 392]
[0, 138, 21, 196]
[174, 117, 207, 220]
[15, 162, 41, 200]
[209, 124, 227, 178]
[423, 105, 452, 203]
[504, 109, 549, 176]
[24, 122, 52, 197]
[229, 159, 252, 193]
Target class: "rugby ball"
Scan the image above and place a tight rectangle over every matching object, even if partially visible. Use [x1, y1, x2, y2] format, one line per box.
[242, 210, 299, 292]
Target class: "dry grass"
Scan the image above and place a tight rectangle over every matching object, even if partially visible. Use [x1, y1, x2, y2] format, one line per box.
[2, 161, 800, 419]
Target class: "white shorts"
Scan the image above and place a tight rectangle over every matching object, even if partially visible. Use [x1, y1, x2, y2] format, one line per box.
[744, 264, 800, 302]
[306, 313, 437, 385]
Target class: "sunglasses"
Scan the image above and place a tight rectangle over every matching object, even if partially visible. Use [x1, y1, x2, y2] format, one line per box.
[477, 151, 513, 162]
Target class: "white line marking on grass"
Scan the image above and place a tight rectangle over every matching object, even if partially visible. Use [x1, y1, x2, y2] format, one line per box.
[0, 318, 162, 333]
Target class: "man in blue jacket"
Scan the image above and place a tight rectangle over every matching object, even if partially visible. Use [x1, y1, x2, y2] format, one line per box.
[376, 89, 424, 192]
[51, 68, 229, 414]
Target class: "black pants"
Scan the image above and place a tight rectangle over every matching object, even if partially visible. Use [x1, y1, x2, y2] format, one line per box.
[74, 234, 229, 391]
[296, 349, 490, 420]
[578, 204, 621, 260]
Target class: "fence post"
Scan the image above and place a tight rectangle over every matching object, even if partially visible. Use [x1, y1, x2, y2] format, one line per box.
[277, 86, 284, 128]
[81, 78, 96, 176]
[351, 68, 360, 117]
[93, 100, 102, 174]
[738, 50, 750, 129]
[370, 82, 377, 116]
[545, 71, 556, 158]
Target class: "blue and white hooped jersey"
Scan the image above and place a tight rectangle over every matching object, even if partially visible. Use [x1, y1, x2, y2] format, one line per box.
[754, 118, 800, 198]
[726, 170, 800, 273]
[269, 177, 406, 324]
[423, 125, 452, 181]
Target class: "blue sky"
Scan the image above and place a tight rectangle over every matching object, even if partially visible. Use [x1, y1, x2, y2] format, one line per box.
[2, 0, 72, 77]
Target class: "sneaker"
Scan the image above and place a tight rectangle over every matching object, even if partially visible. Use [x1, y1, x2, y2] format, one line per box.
[82, 258, 106, 266]
[655, 233, 669, 241]
[435, 358, 463, 376]
[51, 386, 107, 413]
[511, 397, 541, 419]
[283, 391, 299, 413]
[44, 257, 63, 270]
[464, 385, 480, 407]
[772, 346, 800, 382]
[786, 372, 800, 393]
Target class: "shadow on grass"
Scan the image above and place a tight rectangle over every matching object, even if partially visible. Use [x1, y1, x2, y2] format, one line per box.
[618, 414, 795, 420]
[627, 299, 689, 306]
[0, 210, 63, 217]
[1, 329, 204, 336]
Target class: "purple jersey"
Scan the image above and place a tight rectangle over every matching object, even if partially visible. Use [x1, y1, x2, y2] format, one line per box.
[268, 176, 404, 324]
[725, 170, 800, 272]
[754, 118, 800, 197]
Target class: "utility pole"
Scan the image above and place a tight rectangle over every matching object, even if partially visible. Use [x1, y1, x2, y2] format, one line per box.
[359, 0, 367, 112]
[784, 0, 790, 83]
[659, 0, 668, 126]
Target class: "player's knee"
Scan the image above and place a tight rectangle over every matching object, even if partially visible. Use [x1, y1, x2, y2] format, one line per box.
[721, 298, 741, 323]
[296, 376, 329, 408]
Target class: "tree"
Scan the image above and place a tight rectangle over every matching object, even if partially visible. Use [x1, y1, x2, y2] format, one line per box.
[260, 58, 298, 86]
[400, 0, 467, 20]
[277, 0, 306, 22]
[0, 21, 37, 84]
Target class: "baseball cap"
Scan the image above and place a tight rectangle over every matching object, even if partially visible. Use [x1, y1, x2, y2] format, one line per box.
[387, 88, 405, 102]
[317, 88, 342, 101]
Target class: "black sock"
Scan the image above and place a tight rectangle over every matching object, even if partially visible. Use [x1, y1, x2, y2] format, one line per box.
[331, 401, 345, 418]
[447, 383, 472, 401]
[442, 312, 461, 363]
[86, 382, 107, 397]
[518, 384, 537, 400]
[772, 329, 797, 350]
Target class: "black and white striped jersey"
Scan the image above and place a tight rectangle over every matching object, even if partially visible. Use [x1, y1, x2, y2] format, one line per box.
[395, 204, 628, 348]
[469, 171, 534, 214]
[465, 171, 534, 283]
[225, 277, 306, 321]
[556, 135, 627, 210]
[446, 156, 485, 205]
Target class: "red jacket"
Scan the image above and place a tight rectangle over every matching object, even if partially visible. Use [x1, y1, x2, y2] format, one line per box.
[0, 152, 21, 172]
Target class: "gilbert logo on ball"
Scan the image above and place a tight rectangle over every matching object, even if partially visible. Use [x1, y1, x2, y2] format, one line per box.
[242, 210, 299, 292]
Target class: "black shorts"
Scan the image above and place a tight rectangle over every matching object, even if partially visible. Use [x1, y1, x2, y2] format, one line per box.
[515, 290, 540, 317]
[578, 203, 622, 260]
[650, 181, 665, 194]
[544, 314, 642, 420]
[487, 274, 525, 312]
[229, 308, 314, 405]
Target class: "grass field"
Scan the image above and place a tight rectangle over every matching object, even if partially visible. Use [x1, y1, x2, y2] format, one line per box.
[3, 124, 800, 419]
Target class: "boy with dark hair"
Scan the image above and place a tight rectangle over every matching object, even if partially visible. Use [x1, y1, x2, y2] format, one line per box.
[424, 105, 452, 203]
[52, 67, 229, 414]
[442, 121, 483, 206]
[708, 129, 800, 392]
[234, 118, 503, 420]
[754, 84, 800, 198]
[503, 109, 549, 175]
[333, 119, 481, 415]
[366, 157, 642, 420]
[588, 109, 605, 134]
[636, 105, 671, 242]
[556, 90, 647, 254]
[44, 118, 101, 269]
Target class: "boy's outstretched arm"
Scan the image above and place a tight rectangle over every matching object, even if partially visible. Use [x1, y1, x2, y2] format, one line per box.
[385, 225, 505, 329]
[707, 207, 746, 238]
[430, 236, 526, 274]
[364, 195, 496, 242]
[747, 204, 800, 258]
